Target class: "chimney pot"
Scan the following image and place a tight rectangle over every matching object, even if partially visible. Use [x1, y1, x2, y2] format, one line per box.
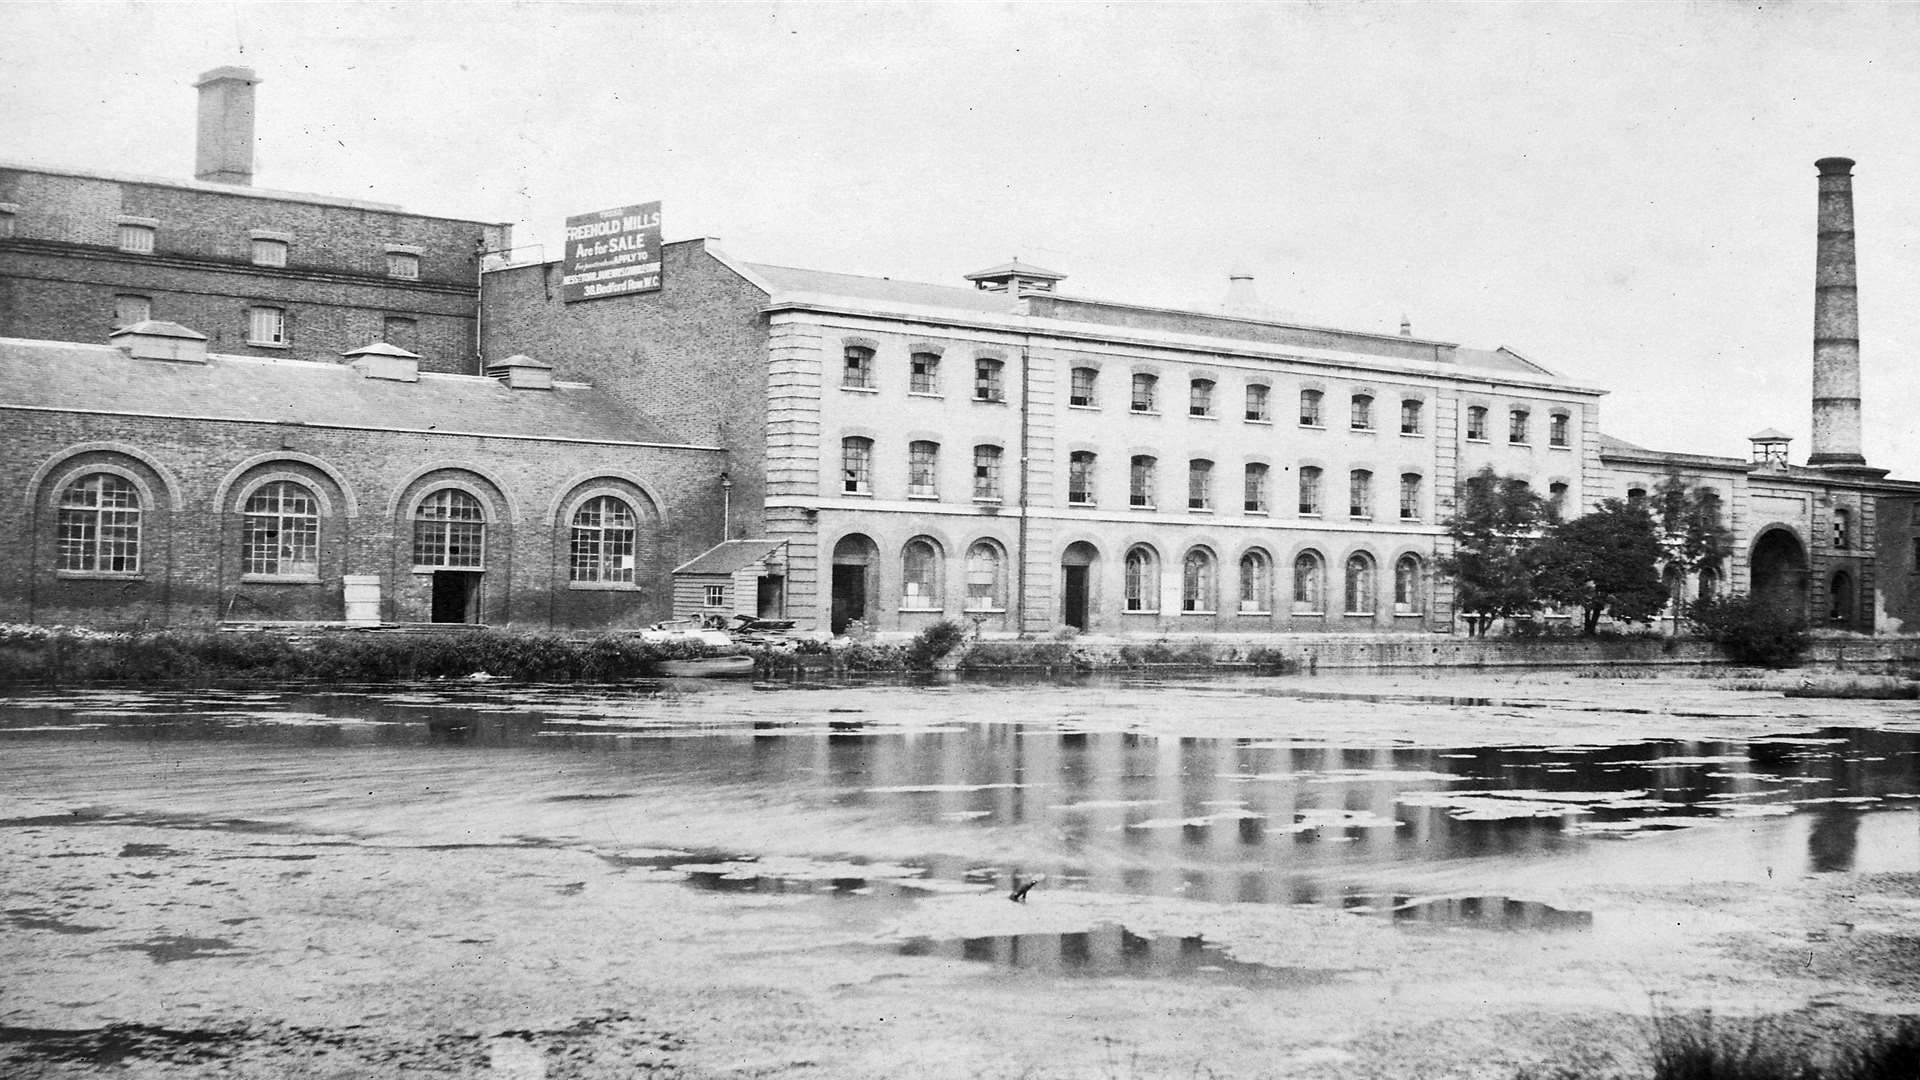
[195, 66, 260, 186]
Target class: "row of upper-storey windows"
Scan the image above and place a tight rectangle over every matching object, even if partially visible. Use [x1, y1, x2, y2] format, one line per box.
[837, 347, 1573, 447]
[84, 219, 425, 278]
[841, 437, 1433, 522]
[108, 294, 419, 352]
[54, 473, 640, 586]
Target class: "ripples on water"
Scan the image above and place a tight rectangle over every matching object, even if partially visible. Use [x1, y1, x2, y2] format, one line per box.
[3, 679, 1917, 936]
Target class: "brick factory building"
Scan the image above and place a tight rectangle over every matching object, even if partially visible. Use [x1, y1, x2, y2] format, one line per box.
[0, 69, 727, 630]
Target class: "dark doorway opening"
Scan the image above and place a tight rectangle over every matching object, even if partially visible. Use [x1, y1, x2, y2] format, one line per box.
[831, 566, 866, 634]
[431, 571, 481, 623]
[1830, 570, 1856, 628]
[1750, 528, 1808, 620]
[1060, 541, 1098, 631]
[757, 576, 786, 620]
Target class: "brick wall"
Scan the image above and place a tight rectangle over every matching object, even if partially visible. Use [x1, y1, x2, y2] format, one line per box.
[480, 239, 770, 532]
[0, 407, 725, 629]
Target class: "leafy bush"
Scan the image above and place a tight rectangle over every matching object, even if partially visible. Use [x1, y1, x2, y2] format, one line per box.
[1687, 593, 1810, 667]
[1242, 647, 1300, 673]
[904, 620, 967, 670]
[957, 641, 1076, 670]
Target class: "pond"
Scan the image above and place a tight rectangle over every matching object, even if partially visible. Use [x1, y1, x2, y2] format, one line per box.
[4, 673, 1917, 946]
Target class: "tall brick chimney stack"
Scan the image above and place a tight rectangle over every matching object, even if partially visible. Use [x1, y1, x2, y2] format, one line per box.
[194, 66, 260, 185]
[1808, 156, 1867, 469]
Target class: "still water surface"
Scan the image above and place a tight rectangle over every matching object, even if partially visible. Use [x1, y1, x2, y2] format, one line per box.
[4, 676, 1918, 974]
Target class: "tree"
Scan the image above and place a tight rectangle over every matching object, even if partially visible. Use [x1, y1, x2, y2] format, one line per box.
[1438, 467, 1550, 636]
[1653, 474, 1734, 616]
[1538, 498, 1668, 634]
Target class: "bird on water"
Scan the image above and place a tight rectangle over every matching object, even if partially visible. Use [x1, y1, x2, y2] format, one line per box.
[1008, 874, 1043, 902]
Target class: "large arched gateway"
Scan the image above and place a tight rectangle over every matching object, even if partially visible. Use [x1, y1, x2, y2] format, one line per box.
[1749, 528, 1809, 617]
[829, 533, 879, 634]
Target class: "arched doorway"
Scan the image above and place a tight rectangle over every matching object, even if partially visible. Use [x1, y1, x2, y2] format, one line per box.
[1829, 570, 1856, 629]
[830, 533, 878, 634]
[1060, 542, 1098, 630]
[1750, 528, 1808, 619]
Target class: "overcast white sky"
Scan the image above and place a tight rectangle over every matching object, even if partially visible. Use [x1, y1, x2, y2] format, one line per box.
[4, 2, 1917, 479]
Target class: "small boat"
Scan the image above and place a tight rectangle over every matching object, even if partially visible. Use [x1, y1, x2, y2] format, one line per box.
[654, 655, 756, 678]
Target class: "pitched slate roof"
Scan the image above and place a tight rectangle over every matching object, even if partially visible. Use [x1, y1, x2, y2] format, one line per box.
[0, 337, 704, 447]
[672, 539, 786, 576]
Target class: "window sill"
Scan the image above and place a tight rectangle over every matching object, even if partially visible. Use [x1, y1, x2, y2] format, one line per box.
[962, 606, 1008, 615]
[55, 569, 143, 581]
[842, 489, 873, 497]
[1245, 417, 1272, 425]
[908, 390, 943, 400]
[1350, 427, 1375, 434]
[1238, 608, 1272, 616]
[1188, 506, 1213, 514]
[1509, 442, 1531, 449]
[246, 340, 291, 350]
[1298, 511, 1322, 519]
[1465, 437, 1489, 444]
[1129, 409, 1161, 417]
[1393, 610, 1424, 618]
[1549, 443, 1572, 451]
[1349, 515, 1373, 522]
[1180, 609, 1218, 616]
[240, 573, 322, 585]
[1068, 403, 1100, 411]
[973, 396, 1008, 405]
[1401, 431, 1425, 438]
[907, 492, 939, 500]
[841, 385, 879, 394]
[411, 565, 486, 574]
[1291, 610, 1324, 617]
[1343, 611, 1378, 618]
[972, 496, 1003, 505]
[1129, 502, 1156, 511]
[1068, 500, 1096, 508]
[899, 604, 944, 614]
[1122, 608, 1161, 616]
[1400, 517, 1422, 524]
[568, 581, 640, 591]
[1299, 422, 1325, 430]
[1189, 413, 1217, 421]
[1245, 508, 1268, 516]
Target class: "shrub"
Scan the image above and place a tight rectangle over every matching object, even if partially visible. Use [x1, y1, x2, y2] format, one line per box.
[904, 620, 967, 670]
[1688, 593, 1810, 667]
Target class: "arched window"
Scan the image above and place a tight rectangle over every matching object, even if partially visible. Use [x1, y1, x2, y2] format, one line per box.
[1697, 565, 1721, 602]
[1068, 451, 1097, 505]
[1124, 545, 1160, 612]
[1548, 481, 1569, 518]
[243, 480, 320, 577]
[1299, 388, 1323, 427]
[964, 540, 1007, 610]
[1131, 372, 1158, 413]
[1550, 412, 1571, 447]
[1189, 378, 1215, 417]
[1663, 564, 1688, 612]
[1466, 405, 1489, 441]
[1394, 554, 1423, 614]
[1244, 463, 1270, 513]
[1069, 366, 1098, 407]
[1129, 455, 1157, 508]
[1292, 551, 1324, 613]
[1345, 553, 1377, 614]
[1239, 549, 1272, 614]
[57, 473, 142, 573]
[1182, 548, 1217, 613]
[908, 441, 940, 498]
[902, 538, 943, 609]
[910, 351, 941, 394]
[413, 489, 486, 568]
[1508, 407, 1530, 445]
[1298, 466, 1323, 516]
[1833, 508, 1852, 550]
[842, 437, 874, 494]
[569, 495, 637, 583]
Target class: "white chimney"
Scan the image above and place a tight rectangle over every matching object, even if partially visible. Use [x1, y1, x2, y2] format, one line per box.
[195, 66, 260, 185]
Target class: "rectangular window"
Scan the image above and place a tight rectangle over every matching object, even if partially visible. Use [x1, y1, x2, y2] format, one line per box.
[1070, 367, 1097, 407]
[843, 345, 874, 389]
[117, 223, 155, 254]
[0, 211, 15, 239]
[1399, 474, 1421, 521]
[1401, 399, 1422, 435]
[1189, 379, 1214, 417]
[1350, 470, 1373, 519]
[386, 251, 420, 279]
[974, 358, 1004, 402]
[908, 441, 939, 498]
[1129, 456, 1155, 508]
[252, 238, 289, 267]
[1245, 384, 1270, 422]
[247, 306, 287, 346]
[1351, 394, 1373, 431]
[704, 584, 726, 607]
[1068, 452, 1096, 505]
[1550, 412, 1571, 447]
[1299, 467, 1322, 516]
[973, 445, 1002, 500]
[1509, 408, 1530, 444]
[841, 438, 873, 494]
[911, 352, 940, 394]
[1300, 389, 1322, 427]
[1131, 373, 1157, 413]
[1466, 406, 1488, 441]
[1244, 463, 1269, 514]
[1188, 459, 1213, 511]
[113, 294, 151, 328]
